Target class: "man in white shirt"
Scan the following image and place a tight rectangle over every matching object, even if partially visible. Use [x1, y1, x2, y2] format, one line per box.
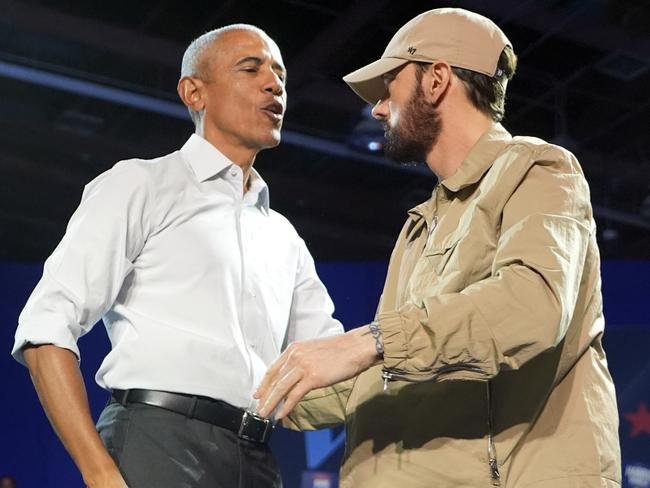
[12, 24, 343, 488]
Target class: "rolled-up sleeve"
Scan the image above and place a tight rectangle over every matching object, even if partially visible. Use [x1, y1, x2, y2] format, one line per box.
[12, 163, 152, 365]
[285, 239, 344, 344]
[378, 148, 593, 380]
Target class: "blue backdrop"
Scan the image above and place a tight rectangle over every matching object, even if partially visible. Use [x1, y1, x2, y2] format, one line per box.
[1, 260, 649, 487]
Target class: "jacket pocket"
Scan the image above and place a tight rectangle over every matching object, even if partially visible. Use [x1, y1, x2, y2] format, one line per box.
[423, 232, 464, 275]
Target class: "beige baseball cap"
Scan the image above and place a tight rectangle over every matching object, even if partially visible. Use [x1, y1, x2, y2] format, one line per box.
[343, 8, 511, 104]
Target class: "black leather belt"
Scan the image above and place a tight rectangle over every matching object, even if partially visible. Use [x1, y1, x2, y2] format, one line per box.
[111, 389, 273, 443]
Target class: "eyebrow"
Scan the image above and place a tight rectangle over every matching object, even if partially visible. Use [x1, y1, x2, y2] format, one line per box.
[234, 56, 287, 78]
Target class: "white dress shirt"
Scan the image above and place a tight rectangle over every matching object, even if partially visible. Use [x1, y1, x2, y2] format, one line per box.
[13, 134, 343, 409]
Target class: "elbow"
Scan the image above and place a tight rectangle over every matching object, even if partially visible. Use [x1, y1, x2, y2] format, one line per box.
[496, 266, 569, 371]
[539, 275, 573, 349]
[521, 264, 571, 349]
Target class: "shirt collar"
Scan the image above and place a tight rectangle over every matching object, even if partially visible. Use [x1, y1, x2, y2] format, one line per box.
[180, 133, 270, 214]
[180, 134, 233, 182]
[440, 123, 512, 192]
[247, 168, 270, 215]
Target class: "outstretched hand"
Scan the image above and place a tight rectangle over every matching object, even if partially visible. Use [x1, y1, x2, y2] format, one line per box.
[254, 326, 380, 419]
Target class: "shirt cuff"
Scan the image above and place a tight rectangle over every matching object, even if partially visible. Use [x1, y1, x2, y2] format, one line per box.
[12, 321, 81, 366]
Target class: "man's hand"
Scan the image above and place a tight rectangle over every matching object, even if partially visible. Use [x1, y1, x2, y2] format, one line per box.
[254, 326, 381, 419]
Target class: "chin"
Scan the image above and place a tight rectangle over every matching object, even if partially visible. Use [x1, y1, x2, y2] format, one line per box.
[250, 128, 282, 151]
[265, 130, 282, 148]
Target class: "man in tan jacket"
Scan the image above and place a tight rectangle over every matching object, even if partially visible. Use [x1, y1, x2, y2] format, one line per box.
[256, 8, 621, 487]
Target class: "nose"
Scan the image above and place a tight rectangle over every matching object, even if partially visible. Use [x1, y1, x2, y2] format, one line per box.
[263, 70, 285, 97]
[371, 98, 388, 120]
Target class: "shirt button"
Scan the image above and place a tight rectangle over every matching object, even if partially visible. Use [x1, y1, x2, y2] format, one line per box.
[229, 167, 238, 177]
[249, 289, 256, 297]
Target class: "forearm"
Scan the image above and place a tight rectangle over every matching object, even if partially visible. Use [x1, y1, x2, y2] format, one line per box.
[23, 344, 120, 486]
[283, 379, 354, 431]
[256, 326, 380, 418]
[379, 264, 562, 380]
[379, 157, 592, 380]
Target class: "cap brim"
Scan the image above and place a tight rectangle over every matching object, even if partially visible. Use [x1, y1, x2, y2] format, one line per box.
[343, 57, 409, 105]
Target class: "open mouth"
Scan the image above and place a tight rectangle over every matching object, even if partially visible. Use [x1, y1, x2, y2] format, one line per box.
[261, 101, 284, 122]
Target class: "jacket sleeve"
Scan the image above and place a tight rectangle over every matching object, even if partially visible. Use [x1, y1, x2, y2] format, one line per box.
[378, 147, 594, 381]
[283, 379, 354, 431]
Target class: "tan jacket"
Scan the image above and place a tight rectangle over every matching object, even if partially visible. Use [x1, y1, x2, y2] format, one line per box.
[288, 124, 621, 487]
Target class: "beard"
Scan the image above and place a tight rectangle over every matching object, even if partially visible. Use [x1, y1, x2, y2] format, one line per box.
[383, 82, 442, 164]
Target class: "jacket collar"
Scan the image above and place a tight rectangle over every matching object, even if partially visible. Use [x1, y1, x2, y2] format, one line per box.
[407, 123, 511, 229]
[440, 123, 512, 192]
[180, 134, 270, 214]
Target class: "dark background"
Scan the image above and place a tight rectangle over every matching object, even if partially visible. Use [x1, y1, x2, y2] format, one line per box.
[1, 0, 649, 487]
[1, 0, 649, 261]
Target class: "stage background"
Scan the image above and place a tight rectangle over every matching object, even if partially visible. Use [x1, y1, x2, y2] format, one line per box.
[2, 1, 649, 486]
[1, 260, 649, 488]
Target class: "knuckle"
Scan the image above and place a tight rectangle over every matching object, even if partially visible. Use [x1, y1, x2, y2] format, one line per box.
[307, 370, 321, 385]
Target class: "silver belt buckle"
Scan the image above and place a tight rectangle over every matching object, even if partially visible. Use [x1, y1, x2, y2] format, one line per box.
[238, 410, 273, 443]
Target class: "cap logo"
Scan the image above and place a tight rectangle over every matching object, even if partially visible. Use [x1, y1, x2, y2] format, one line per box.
[407, 46, 416, 55]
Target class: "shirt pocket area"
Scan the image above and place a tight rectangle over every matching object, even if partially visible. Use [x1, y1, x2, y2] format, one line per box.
[423, 231, 465, 276]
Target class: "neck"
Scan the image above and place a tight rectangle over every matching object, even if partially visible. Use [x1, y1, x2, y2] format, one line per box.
[425, 108, 494, 181]
[196, 122, 257, 194]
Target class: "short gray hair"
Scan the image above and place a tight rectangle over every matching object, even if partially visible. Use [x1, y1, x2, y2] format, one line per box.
[180, 24, 268, 127]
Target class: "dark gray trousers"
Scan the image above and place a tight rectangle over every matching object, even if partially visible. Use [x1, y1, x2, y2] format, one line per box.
[97, 401, 282, 488]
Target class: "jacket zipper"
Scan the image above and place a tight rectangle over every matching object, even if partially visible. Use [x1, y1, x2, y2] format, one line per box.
[381, 364, 485, 387]
[486, 380, 501, 486]
[381, 369, 501, 484]
[382, 368, 437, 390]
[381, 370, 393, 391]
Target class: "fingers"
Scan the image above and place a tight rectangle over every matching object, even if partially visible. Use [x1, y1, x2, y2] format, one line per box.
[254, 341, 303, 407]
[274, 380, 313, 419]
[254, 345, 293, 400]
[258, 369, 314, 420]
[257, 364, 302, 417]
[254, 361, 281, 401]
[254, 339, 332, 418]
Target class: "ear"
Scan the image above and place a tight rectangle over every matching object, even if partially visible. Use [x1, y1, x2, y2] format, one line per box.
[177, 77, 205, 112]
[421, 60, 452, 105]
